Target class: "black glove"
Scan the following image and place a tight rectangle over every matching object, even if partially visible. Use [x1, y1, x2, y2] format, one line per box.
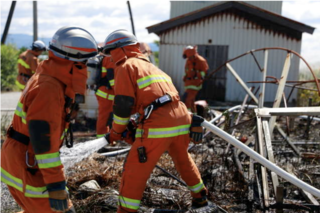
[190, 114, 204, 144]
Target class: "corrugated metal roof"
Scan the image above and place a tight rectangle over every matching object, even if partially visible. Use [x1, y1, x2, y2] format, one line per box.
[147, 1, 315, 38]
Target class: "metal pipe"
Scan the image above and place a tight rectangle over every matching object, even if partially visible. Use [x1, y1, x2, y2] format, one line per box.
[127, 1, 136, 36]
[208, 104, 257, 124]
[99, 148, 130, 157]
[226, 63, 259, 104]
[205, 47, 320, 96]
[1, 1, 16, 44]
[33, 1, 38, 41]
[202, 120, 320, 198]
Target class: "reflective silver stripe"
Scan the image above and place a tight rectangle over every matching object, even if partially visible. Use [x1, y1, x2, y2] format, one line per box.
[36, 157, 60, 164]
[1, 173, 23, 191]
[147, 125, 190, 138]
[1, 168, 23, 192]
[137, 75, 172, 89]
[148, 127, 189, 136]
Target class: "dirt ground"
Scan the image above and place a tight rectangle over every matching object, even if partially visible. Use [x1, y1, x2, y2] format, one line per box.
[1, 107, 319, 213]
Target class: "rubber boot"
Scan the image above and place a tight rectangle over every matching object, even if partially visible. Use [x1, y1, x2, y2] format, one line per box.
[192, 190, 208, 209]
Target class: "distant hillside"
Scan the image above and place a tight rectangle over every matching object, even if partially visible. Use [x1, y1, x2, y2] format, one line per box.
[2, 33, 159, 52]
[2, 34, 51, 49]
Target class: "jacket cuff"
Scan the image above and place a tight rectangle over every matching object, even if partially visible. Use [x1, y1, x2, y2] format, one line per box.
[46, 180, 66, 191]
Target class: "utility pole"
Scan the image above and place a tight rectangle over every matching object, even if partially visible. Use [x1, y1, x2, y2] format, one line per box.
[33, 1, 38, 41]
[1, 1, 16, 44]
[127, 1, 136, 36]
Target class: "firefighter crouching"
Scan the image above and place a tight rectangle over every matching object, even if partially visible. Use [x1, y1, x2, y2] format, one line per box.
[102, 29, 211, 212]
[87, 55, 115, 138]
[1, 26, 98, 213]
[182, 45, 209, 114]
[15, 40, 47, 90]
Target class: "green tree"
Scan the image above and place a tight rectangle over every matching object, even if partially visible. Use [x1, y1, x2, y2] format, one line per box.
[153, 40, 160, 66]
[1, 44, 19, 91]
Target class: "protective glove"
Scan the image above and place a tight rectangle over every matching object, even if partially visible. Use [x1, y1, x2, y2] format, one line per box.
[104, 129, 122, 146]
[190, 114, 204, 144]
[121, 130, 136, 145]
[46, 181, 69, 212]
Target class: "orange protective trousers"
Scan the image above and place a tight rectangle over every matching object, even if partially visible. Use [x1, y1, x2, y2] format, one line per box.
[1, 138, 73, 213]
[96, 95, 113, 137]
[185, 89, 199, 113]
[118, 134, 204, 212]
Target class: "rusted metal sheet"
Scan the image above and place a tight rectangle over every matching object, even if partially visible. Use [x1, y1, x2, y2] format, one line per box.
[170, 1, 282, 19]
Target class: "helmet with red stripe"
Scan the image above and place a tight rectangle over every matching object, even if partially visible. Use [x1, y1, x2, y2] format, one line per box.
[49, 26, 98, 62]
[102, 29, 138, 54]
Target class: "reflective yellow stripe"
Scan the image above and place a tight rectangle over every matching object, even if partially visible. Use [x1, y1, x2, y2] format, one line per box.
[97, 134, 105, 138]
[135, 129, 143, 138]
[25, 185, 49, 198]
[188, 180, 205, 193]
[15, 80, 25, 90]
[185, 85, 202, 91]
[96, 89, 107, 99]
[118, 195, 140, 210]
[108, 94, 114, 101]
[137, 75, 172, 89]
[60, 128, 68, 140]
[35, 152, 62, 169]
[17, 58, 30, 69]
[200, 71, 206, 78]
[102, 67, 107, 73]
[1, 168, 23, 192]
[142, 124, 190, 138]
[109, 79, 114, 86]
[14, 101, 27, 124]
[113, 115, 129, 125]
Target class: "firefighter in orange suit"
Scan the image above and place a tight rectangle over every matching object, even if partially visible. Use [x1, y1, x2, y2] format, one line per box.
[102, 30, 210, 213]
[15, 40, 47, 90]
[1, 26, 98, 213]
[87, 55, 115, 138]
[183, 46, 209, 113]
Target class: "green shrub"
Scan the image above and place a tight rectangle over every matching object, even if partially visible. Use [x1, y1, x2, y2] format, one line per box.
[298, 68, 320, 106]
[1, 44, 19, 91]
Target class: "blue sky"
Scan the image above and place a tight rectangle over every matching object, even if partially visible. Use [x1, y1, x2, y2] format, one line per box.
[1, 0, 320, 68]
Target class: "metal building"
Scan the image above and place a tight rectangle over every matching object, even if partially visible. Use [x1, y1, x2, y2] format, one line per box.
[147, 1, 315, 103]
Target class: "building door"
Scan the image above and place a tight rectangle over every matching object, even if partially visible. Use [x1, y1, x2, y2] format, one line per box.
[197, 45, 228, 102]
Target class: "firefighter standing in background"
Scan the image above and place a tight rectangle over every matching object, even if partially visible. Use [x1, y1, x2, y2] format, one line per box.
[15, 40, 47, 90]
[102, 29, 212, 213]
[87, 55, 115, 138]
[1, 26, 98, 213]
[182, 45, 209, 113]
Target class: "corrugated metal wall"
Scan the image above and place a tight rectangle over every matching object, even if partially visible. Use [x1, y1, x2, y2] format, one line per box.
[159, 12, 301, 103]
[170, 1, 282, 18]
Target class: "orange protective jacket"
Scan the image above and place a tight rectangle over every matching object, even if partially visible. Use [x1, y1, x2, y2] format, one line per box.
[95, 56, 115, 137]
[95, 56, 115, 100]
[183, 53, 209, 91]
[16, 50, 40, 90]
[111, 45, 190, 134]
[2, 51, 86, 190]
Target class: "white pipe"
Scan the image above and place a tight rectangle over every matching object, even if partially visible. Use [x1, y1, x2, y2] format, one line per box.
[99, 148, 130, 157]
[209, 104, 257, 124]
[202, 120, 320, 198]
[299, 115, 320, 122]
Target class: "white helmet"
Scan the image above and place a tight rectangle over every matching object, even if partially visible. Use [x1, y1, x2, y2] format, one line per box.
[102, 29, 138, 54]
[31, 40, 47, 51]
[49, 26, 98, 62]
